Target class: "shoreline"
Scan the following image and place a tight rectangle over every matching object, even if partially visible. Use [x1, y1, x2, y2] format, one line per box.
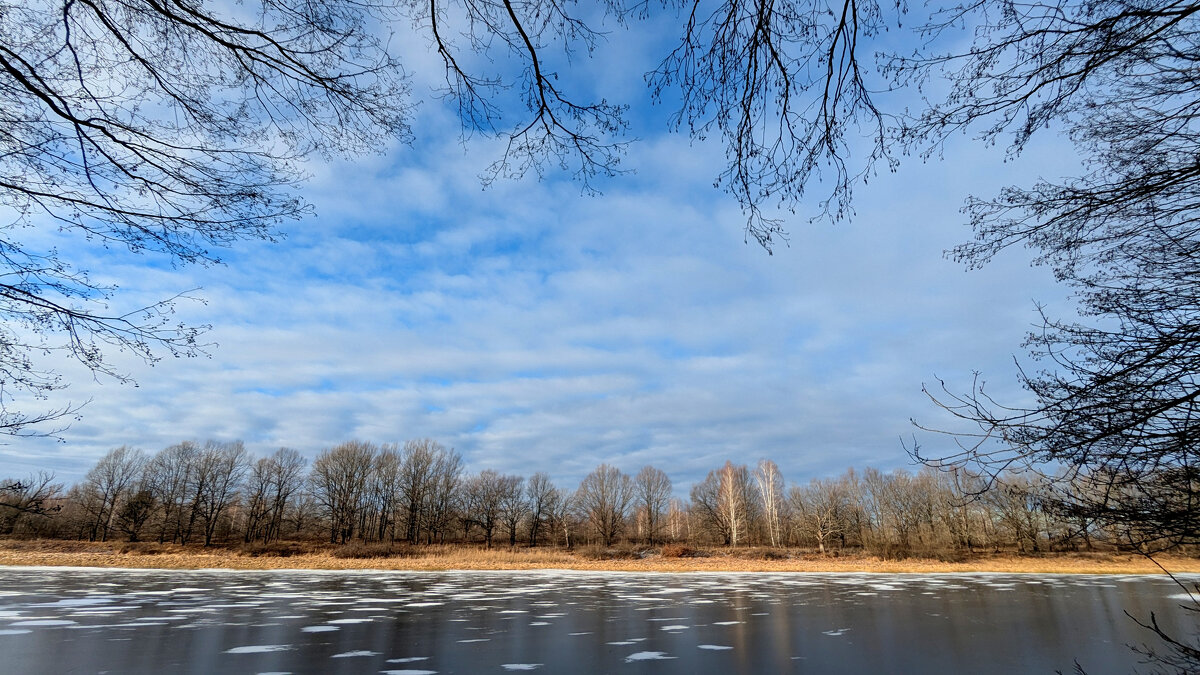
[1, 542, 1198, 575]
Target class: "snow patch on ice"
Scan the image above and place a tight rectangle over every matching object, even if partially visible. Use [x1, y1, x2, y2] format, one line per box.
[224, 645, 292, 654]
[34, 598, 113, 607]
[624, 652, 676, 662]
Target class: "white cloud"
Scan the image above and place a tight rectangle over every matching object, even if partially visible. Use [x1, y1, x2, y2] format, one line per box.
[3, 24, 1081, 496]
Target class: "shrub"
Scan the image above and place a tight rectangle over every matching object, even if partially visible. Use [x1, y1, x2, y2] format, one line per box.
[119, 542, 168, 555]
[660, 543, 694, 558]
[237, 541, 312, 558]
[739, 547, 790, 561]
[573, 544, 641, 560]
[330, 541, 414, 559]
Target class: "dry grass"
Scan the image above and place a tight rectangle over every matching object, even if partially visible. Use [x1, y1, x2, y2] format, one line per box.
[1, 539, 1199, 574]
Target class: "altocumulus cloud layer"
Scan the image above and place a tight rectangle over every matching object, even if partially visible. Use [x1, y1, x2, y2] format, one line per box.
[2, 22, 1079, 489]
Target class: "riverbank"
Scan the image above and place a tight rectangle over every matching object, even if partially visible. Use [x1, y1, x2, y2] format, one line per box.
[1, 539, 1197, 573]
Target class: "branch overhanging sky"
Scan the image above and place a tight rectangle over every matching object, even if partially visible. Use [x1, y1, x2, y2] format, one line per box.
[1, 8, 1079, 491]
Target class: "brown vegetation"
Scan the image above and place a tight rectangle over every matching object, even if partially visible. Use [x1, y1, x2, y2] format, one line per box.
[1, 538, 1196, 575]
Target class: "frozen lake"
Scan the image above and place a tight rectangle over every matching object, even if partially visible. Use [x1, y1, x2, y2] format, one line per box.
[1, 566, 1195, 673]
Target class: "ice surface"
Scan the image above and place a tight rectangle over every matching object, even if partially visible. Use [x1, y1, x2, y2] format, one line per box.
[0, 567, 1182, 674]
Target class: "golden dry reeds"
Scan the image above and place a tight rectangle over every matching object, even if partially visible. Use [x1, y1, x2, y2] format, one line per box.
[1, 539, 1199, 574]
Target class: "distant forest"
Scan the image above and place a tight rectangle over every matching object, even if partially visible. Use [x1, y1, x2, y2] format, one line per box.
[0, 439, 1163, 558]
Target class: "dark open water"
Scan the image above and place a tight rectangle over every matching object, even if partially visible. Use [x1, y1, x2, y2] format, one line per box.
[1, 566, 1195, 674]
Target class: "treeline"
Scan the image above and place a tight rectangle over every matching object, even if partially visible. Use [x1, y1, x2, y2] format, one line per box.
[0, 439, 1130, 558]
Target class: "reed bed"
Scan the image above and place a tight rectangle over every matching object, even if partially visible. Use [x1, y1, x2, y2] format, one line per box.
[0, 539, 1197, 574]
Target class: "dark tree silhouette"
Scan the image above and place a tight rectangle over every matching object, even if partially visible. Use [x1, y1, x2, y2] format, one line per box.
[0, 472, 63, 517]
[0, 0, 412, 432]
[905, 0, 1200, 552]
[899, 1, 1200, 663]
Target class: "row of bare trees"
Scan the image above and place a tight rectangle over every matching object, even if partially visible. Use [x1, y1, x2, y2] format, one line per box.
[0, 444, 1128, 556]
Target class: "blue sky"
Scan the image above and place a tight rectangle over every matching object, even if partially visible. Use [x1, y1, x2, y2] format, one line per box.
[3, 10, 1081, 492]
